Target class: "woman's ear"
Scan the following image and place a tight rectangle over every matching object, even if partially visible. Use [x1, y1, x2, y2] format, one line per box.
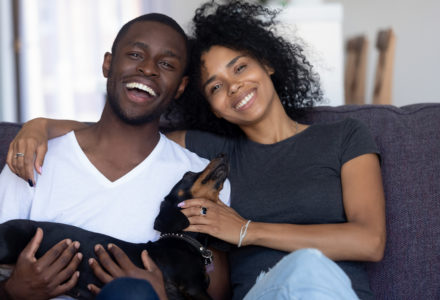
[264, 64, 275, 76]
[102, 52, 112, 78]
[212, 110, 222, 118]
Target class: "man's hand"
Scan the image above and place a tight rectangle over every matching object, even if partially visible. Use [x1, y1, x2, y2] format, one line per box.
[3, 228, 82, 300]
[88, 244, 167, 299]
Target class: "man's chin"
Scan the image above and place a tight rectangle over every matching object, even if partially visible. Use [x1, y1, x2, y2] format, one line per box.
[108, 98, 164, 126]
[117, 113, 160, 126]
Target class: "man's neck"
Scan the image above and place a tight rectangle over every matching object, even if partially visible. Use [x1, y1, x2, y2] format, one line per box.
[74, 109, 162, 182]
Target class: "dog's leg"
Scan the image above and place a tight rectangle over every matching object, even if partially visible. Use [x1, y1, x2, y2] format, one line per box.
[0, 220, 38, 264]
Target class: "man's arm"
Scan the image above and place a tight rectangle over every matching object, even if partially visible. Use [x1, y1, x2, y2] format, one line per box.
[88, 244, 167, 300]
[0, 228, 82, 300]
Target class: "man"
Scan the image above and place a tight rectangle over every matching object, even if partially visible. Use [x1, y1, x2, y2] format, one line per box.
[0, 14, 230, 300]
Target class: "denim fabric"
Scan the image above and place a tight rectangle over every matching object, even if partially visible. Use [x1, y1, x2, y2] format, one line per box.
[243, 249, 359, 300]
[96, 277, 159, 300]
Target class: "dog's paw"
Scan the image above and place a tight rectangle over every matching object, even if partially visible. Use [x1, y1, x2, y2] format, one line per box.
[154, 205, 190, 233]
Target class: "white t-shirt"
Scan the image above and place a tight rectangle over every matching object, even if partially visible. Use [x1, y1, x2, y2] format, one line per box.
[0, 131, 230, 243]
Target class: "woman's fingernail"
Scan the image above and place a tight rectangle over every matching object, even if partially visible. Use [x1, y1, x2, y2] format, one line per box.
[38, 166, 42, 174]
[177, 201, 185, 207]
[28, 179, 34, 187]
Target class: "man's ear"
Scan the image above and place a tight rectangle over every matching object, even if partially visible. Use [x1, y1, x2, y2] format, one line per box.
[102, 52, 112, 78]
[174, 76, 189, 99]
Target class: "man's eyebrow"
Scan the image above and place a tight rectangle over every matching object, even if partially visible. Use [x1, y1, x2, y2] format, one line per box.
[130, 42, 182, 59]
[202, 55, 246, 90]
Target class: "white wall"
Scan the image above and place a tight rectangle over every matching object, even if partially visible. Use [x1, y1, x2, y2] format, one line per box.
[0, 0, 17, 122]
[325, 0, 440, 106]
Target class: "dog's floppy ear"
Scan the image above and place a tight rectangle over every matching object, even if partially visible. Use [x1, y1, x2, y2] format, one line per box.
[154, 201, 190, 233]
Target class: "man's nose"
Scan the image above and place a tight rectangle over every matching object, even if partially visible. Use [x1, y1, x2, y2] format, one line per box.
[138, 59, 159, 77]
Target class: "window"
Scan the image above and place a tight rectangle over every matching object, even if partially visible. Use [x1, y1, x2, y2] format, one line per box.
[16, 0, 143, 122]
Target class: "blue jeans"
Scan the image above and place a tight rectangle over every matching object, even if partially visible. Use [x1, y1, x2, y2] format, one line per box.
[95, 249, 358, 300]
[96, 277, 159, 300]
[244, 248, 359, 300]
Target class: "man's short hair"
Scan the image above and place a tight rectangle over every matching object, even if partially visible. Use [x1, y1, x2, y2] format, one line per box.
[111, 13, 189, 71]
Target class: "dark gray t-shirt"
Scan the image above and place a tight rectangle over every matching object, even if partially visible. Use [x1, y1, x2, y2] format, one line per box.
[186, 118, 379, 300]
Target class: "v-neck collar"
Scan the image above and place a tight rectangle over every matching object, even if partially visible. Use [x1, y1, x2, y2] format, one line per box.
[67, 131, 165, 187]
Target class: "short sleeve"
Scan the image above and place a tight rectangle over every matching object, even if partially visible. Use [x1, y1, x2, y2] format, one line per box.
[0, 165, 34, 222]
[340, 118, 380, 165]
[185, 130, 232, 160]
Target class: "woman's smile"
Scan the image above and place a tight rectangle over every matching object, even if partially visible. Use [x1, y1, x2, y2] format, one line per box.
[233, 89, 256, 110]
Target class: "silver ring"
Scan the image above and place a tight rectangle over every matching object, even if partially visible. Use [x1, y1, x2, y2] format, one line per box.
[15, 153, 24, 158]
[200, 207, 207, 216]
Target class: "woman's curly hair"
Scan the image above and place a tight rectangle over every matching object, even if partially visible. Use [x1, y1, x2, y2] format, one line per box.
[164, 0, 323, 136]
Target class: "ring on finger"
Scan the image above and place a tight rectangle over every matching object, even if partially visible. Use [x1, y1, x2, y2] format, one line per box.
[200, 207, 207, 216]
[15, 153, 24, 158]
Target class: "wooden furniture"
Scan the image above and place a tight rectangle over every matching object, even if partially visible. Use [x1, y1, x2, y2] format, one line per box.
[344, 35, 368, 104]
[373, 28, 396, 104]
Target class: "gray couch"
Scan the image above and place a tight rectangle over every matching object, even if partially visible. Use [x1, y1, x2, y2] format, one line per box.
[1, 103, 439, 299]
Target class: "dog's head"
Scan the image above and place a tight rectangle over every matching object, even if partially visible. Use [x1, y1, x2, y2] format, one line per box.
[154, 154, 229, 233]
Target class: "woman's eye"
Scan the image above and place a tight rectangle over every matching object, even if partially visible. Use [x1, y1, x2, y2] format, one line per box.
[236, 64, 247, 73]
[211, 83, 222, 94]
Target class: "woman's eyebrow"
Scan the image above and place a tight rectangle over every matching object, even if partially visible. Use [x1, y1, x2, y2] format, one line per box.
[226, 55, 245, 68]
[202, 55, 246, 90]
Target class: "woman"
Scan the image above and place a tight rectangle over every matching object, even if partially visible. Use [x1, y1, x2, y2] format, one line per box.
[7, 1, 385, 299]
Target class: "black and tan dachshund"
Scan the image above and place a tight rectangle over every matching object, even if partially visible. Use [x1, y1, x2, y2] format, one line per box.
[0, 154, 229, 300]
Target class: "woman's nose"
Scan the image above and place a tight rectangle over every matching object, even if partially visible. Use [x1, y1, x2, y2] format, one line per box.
[228, 80, 243, 95]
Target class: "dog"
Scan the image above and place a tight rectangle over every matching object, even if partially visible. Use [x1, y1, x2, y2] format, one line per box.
[0, 154, 229, 300]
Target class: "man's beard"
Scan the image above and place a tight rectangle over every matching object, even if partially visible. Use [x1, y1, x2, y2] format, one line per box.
[106, 67, 166, 126]
[107, 93, 165, 126]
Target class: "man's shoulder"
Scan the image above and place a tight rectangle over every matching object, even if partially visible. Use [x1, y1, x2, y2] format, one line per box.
[160, 134, 209, 169]
[47, 131, 75, 149]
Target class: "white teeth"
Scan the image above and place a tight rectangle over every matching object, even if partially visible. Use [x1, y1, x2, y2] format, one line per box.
[235, 91, 254, 109]
[126, 82, 157, 97]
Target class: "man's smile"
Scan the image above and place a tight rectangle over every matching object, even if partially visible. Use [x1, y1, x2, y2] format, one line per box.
[126, 82, 158, 97]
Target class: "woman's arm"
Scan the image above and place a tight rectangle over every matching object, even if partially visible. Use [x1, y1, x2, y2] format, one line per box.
[165, 130, 187, 148]
[207, 248, 231, 300]
[7, 118, 88, 185]
[180, 153, 386, 262]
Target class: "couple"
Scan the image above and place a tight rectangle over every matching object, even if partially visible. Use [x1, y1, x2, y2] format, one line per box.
[1, 1, 385, 299]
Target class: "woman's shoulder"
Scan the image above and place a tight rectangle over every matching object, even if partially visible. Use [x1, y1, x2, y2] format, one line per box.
[185, 130, 242, 160]
[308, 118, 369, 135]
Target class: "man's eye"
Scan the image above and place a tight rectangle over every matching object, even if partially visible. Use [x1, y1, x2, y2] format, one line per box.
[159, 61, 174, 69]
[128, 52, 141, 59]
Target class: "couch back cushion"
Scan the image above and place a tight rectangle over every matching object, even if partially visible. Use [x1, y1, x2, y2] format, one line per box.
[299, 103, 440, 299]
[0, 103, 439, 298]
[0, 122, 21, 171]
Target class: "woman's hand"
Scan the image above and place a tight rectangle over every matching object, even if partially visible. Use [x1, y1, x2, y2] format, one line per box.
[7, 118, 49, 185]
[7, 118, 88, 186]
[179, 198, 248, 246]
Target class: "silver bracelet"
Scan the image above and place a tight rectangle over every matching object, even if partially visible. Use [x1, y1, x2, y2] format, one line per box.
[238, 220, 252, 247]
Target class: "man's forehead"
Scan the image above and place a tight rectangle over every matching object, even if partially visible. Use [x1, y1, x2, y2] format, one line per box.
[123, 21, 186, 50]
[130, 20, 184, 39]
